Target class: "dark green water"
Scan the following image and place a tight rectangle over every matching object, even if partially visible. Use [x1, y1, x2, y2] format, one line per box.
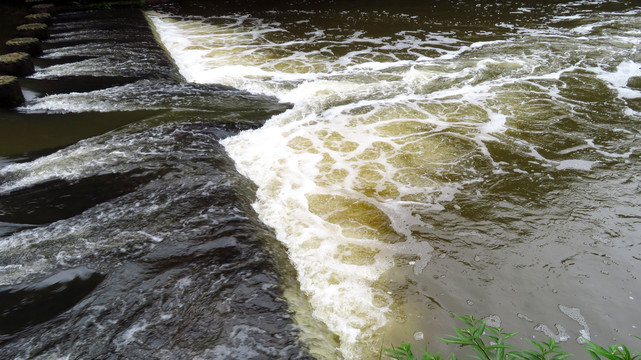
[1, 1, 641, 359]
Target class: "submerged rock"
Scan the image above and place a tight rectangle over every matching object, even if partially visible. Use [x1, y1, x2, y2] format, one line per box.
[0, 75, 25, 107]
[0, 52, 35, 76]
[627, 76, 641, 90]
[6, 37, 42, 56]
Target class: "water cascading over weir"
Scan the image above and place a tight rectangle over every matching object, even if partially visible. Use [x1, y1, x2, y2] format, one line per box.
[2, 0, 641, 359]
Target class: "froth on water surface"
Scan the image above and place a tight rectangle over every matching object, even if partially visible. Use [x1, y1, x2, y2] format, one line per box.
[1, 1, 640, 359]
[152, 1, 641, 358]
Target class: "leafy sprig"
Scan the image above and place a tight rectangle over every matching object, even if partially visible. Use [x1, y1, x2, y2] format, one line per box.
[383, 315, 639, 360]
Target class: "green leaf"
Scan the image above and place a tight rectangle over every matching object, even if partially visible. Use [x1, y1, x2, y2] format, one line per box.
[621, 344, 632, 359]
[385, 343, 415, 360]
[507, 352, 539, 360]
[441, 335, 475, 346]
[584, 339, 614, 357]
[454, 314, 475, 327]
[529, 340, 545, 354]
[585, 351, 602, 360]
[474, 323, 487, 338]
[550, 353, 573, 360]
[381, 315, 639, 360]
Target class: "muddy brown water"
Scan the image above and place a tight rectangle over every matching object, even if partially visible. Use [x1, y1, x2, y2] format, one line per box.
[1, 1, 641, 359]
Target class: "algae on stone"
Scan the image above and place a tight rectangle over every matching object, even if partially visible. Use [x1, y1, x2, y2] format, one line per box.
[0, 52, 30, 63]
[32, 4, 55, 10]
[0, 76, 18, 86]
[16, 23, 49, 39]
[0, 52, 35, 77]
[31, 4, 56, 15]
[6, 38, 42, 57]
[6, 38, 39, 46]
[25, 13, 52, 24]
[16, 23, 48, 32]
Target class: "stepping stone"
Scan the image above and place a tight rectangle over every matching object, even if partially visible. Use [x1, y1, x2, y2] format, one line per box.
[6, 37, 43, 57]
[30, 3, 56, 15]
[16, 23, 49, 40]
[24, 12, 52, 25]
[0, 52, 35, 77]
[0, 76, 25, 108]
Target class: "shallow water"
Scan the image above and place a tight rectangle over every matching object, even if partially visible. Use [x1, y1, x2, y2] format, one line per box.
[1, 1, 641, 359]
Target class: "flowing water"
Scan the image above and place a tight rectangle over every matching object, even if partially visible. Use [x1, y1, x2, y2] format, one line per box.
[1, 0, 641, 359]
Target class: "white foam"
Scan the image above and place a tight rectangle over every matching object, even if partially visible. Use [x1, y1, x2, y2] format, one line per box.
[593, 60, 641, 99]
[115, 320, 149, 347]
[556, 159, 595, 171]
[143, 10, 514, 356]
[571, 23, 597, 35]
[559, 305, 591, 344]
[200, 325, 282, 359]
[146, 7, 641, 358]
[481, 111, 507, 135]
[550, 15, 584, 22]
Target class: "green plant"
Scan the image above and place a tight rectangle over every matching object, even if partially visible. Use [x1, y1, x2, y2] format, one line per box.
[383, 314, 640, 360]
[584, 337, 641, 360]
[384, 342, 457, 360]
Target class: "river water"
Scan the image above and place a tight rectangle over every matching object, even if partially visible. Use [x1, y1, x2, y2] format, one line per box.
[1, 0, 641, 359]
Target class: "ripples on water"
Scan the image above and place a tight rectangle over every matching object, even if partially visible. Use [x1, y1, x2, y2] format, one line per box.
[149, 1, 641, 358]
[1, 1, 641, 359]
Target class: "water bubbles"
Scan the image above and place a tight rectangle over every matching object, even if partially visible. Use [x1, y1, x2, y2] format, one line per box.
[517, 313, 534, 322]
[484, 315, 501, 328]
[148, 4, 641, 358]
[534, 323, 570, 343]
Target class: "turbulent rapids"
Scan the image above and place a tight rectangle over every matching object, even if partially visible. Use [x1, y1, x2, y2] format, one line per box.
[1, 1, 641, 359]
[148, 1, 641, 358]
